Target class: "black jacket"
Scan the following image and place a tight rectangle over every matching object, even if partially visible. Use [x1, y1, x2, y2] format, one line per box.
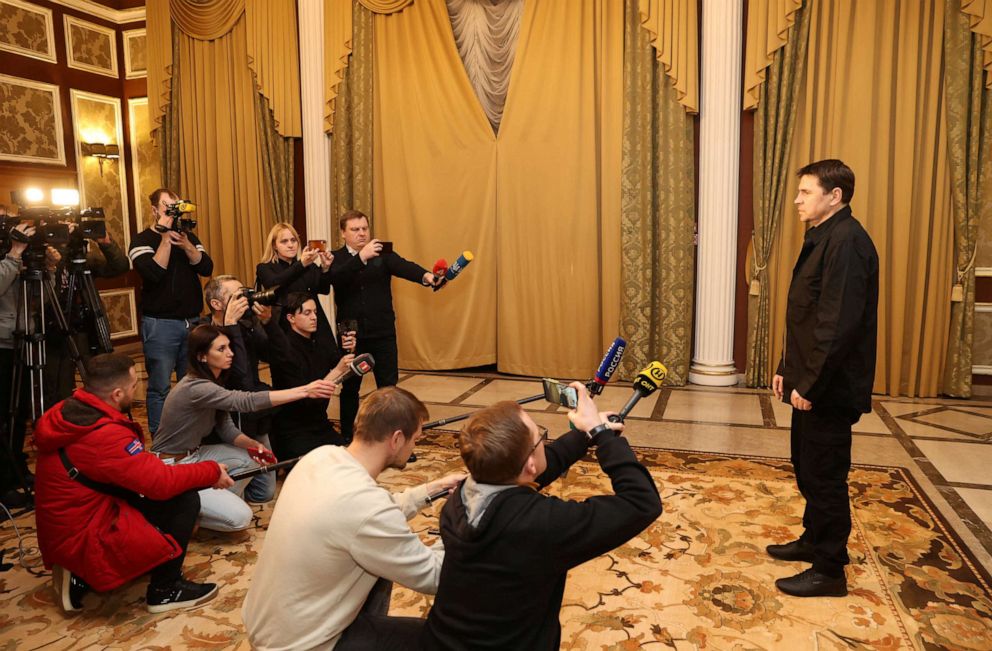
[421, 430, 662, 651]
[222, 317, 272, 437]
[329, 246, 429, 339]
[777, 206, 879, 414]
[128, 228, 213, 319]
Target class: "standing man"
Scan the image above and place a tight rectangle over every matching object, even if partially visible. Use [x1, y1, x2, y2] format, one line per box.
[128, 189, 213, 435]
[330, 210, 438, 442]
[770, 159, 879, 598]
[243, 386, 464, 650]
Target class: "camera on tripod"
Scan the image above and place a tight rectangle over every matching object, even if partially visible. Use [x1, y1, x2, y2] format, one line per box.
[164, 200, 197, 232]
[240, 286, 279, 307]
[1, 191, 107, 262]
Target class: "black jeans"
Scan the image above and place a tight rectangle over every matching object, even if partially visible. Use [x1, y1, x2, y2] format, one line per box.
[339, 336, 399, 439]
[336, 578, 424, 651]
[129, 489, 200, 589]
[790, 407, 855, 577]
[0, 348, 30, 493]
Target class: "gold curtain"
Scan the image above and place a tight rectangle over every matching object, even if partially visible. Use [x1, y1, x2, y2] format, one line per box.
[743, 0, 803, 110]
[245, 0, 302, 137]
[331, 0, 374, 247]
[767, 0, 953, 397]
[170, 0, 245, 39]
[619, 0, 696, 384]
[372, 0, 498, 370]
[744, 1, 811, 387]
[496, 0, 623, 378]
[147, 0, 172, 132]
[175, 19, 276, 284]
[637, 0, 698, 113]
[255, 87, 295, 225]
[962, 0, 992, 87]
[942, 0, 992, 396]
[159, 26, 181, 192]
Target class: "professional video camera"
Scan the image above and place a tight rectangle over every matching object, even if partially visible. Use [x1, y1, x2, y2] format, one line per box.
[1, 192, 107, 263]
[163, 200, 197, 232]
[240, 286, 279, 307]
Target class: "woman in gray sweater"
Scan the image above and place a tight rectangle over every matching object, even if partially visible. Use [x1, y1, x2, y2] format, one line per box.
[152, 324, 340, 531]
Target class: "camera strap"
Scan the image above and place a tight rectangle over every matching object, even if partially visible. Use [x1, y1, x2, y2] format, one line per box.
[58, 447, 136, 500]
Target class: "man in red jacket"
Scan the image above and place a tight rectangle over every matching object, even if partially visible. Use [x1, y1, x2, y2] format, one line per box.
[33, 352, 233, 614]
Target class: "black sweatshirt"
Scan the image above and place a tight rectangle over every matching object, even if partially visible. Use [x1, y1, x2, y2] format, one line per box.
[422, 429, 663, 651]
[128, 228, 213, 319]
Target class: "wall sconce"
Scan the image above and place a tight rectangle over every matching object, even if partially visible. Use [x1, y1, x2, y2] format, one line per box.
[81, 142, 120, 176]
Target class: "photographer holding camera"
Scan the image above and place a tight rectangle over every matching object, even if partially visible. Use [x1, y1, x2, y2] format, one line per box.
[128, 188, 213, 435]
[421, 383, 662, 651]
[204, 274, 276, 503]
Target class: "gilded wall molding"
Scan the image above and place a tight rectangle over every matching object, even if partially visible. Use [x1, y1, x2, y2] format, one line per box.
[0, 0, 57, 63]
[99, 287, 138, 339]
[64, 14, 118, 78]
[48, 0, 143, 25]
[126, 96, 161, 229]
[122, 28, 146, 79]
[0, 73, 65, 165]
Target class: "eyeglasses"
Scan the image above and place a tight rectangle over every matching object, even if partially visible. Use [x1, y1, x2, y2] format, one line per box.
[520, 425, 549, 473]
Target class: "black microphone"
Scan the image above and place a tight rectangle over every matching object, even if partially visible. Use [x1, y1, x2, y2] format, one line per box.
[426, 488, 451, 504]
[588, 337, 626, 396]
[609, 361, 667, 423]
[335, 353, 375, 385]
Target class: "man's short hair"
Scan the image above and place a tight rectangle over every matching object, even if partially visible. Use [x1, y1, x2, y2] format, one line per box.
[283, 291, 315, 318]
[339, 210, 368, 231]
[149, 188, 177, 207]
[204, 275, 239, 312]
[797, 159, 855, 204]
[84, 353, 135, 396]
[459, 401, 532, 484]
[354, 387, 429, 444]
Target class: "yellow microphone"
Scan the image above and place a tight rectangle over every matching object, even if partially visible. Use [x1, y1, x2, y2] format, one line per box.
[612, 361, 667, 422]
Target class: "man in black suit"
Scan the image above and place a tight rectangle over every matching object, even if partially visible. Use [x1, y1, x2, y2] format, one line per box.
[329, 211, 439, 442]
[770, 159, 879, 598]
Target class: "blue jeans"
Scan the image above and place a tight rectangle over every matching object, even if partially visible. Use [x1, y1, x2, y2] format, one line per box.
[142, 316, 194, 434]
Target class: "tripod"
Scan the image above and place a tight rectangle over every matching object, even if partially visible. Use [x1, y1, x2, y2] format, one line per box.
[60, 240, 113, 356]
[1, 245, 88, 506]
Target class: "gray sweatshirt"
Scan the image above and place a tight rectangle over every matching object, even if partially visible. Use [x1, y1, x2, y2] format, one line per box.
[152, 375, 273, 454]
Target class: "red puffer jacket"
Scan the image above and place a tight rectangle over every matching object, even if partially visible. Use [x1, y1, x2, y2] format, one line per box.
[34, 389, 221, 591]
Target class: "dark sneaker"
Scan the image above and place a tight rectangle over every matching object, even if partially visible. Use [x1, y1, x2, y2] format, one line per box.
[775, 568, 847, 597]
[146, 578, 218, 613]
[408, 453, 417, 463]
[766, 539, 815, 563]
[52, 564, 89, 612]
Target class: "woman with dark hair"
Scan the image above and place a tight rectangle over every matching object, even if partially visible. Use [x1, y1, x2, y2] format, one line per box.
[151, 324, 337, 532]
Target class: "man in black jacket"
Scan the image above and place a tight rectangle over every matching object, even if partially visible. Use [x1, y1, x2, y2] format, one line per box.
[421, 384, 662, 650]
[128, 188, 213, 435]
[770, 159, 879, 598]
[329, 210, 439, 442]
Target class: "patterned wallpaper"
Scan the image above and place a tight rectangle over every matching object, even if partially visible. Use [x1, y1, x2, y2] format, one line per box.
[100, 289, 137, 339]
[0, 0, 53, 61]
[128, 99, 161, 228]
[125, 31, 146, 76]
[0, 75, 62, 163]
[974, 310, 992, 369]
[66, 17, 115, 75]
[75, 94, 127, 247]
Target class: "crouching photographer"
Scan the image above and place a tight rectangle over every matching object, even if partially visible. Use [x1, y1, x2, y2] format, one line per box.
[422, 383, 663, 651]
[33, 352, 232, 614]
[151, 324, 337, 532]
[204, 275, 279, 503]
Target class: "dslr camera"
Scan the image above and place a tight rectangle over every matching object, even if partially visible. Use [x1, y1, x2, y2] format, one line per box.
[240, 286, 279, 307]
[163, 200, 197, 232]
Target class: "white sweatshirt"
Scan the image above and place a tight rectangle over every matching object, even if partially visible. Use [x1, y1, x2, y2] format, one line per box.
[242, 445, 442, 650]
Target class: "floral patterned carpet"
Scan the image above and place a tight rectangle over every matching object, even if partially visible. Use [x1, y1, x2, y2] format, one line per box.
[1, 427, 991, 650]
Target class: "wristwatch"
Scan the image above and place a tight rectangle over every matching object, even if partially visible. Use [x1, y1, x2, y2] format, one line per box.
[585, 423, 614, 443]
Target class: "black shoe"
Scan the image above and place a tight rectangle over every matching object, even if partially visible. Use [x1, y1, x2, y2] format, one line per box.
[1, 488, 32, 510]
[146, 578, 218, 613]
[52, 565, 89, 612]
[766, 539, 815, 563]
[408, 453, 417, 463]
[775, 568, 847, 597]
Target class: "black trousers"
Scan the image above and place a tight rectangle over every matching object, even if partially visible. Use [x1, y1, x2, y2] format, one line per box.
[129, 489, 200, 589]
[339, 336, 399, 439]
[0, 348, 30, 493]
[336, 578, 424, 651]
[790, 407, 855, 577]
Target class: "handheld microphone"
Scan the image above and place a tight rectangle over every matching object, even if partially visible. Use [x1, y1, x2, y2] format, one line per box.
[609, 361, 667, 422]
[432, 259, 449, 292]
[444, 251, 474, 281]
[335, 353, 375, 385]
[426, 488, 451, 504]
[588, 337, 626, 395]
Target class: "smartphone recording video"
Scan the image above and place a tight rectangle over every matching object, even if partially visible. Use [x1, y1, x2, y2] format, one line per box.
[542, 378, 578, 409]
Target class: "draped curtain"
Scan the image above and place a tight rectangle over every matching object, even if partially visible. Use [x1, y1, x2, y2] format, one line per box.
[943, 0, 992, 397]
[744, 2, 811, 387]
[146, 0, 301, 283]
[619, 0, 695, 384]
[765, 0, 954, 397]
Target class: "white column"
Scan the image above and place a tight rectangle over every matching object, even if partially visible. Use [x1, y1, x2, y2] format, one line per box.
[689, 0, 743, 387]
[297, 0, 332, 241]
[297, 0, 335, 323]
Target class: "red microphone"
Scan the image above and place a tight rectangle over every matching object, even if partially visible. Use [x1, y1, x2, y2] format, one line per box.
[432, 258, 449, 292]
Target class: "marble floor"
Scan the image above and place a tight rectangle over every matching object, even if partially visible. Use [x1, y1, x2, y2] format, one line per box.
[122, 355, 992, 578]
